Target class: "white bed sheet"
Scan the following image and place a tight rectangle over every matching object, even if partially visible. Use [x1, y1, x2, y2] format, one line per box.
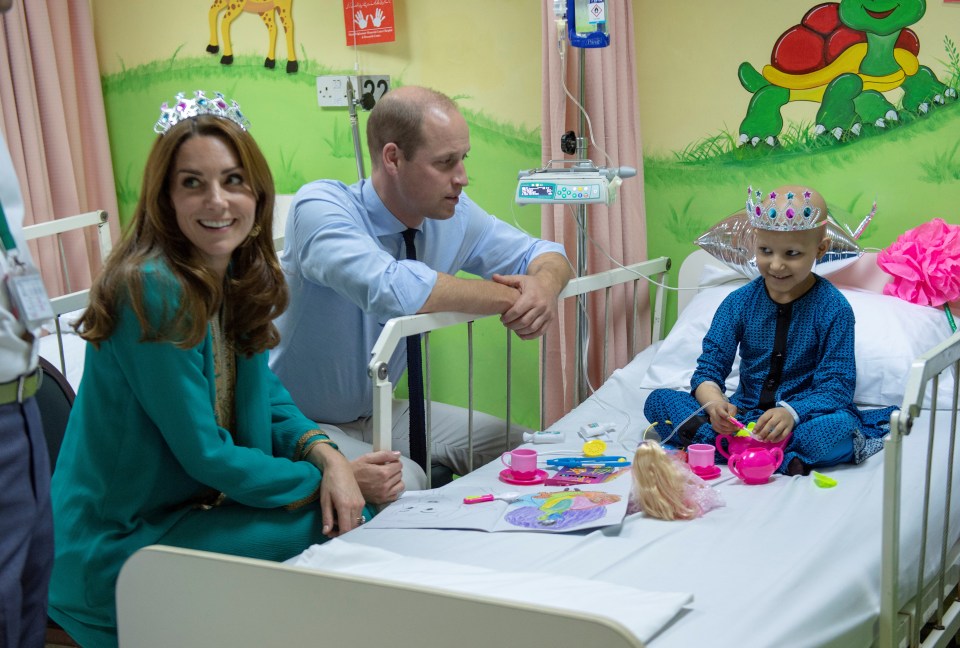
[293, 348, 960, 647]
[38, 329, 86, 392]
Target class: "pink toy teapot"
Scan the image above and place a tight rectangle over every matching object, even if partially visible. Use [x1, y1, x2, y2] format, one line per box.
[728, 447, 783, 485]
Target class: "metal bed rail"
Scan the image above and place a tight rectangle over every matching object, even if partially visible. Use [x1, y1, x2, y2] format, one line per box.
[881, 329, 960, 648]
[23, 210, 111, 376]
[367, 256, 671, 486]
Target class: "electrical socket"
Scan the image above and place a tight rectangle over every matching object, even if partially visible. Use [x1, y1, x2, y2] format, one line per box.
[316, 75, 391, 109]
[316, 75, 351, 108]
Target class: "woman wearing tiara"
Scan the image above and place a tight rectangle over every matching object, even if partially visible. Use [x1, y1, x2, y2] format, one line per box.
[643, 185, 896, 476]
[47, 92, 370, 647]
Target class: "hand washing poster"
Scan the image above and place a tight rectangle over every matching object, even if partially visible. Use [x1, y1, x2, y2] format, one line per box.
[343, 0, 395, 46]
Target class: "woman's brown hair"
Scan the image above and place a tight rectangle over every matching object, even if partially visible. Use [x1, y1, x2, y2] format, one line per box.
[78, 114, 286, 357]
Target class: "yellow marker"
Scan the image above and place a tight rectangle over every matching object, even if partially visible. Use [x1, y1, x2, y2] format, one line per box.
[582, 439, 607, 457]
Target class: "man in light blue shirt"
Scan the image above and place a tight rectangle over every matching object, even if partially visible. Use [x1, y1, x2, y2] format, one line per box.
[270, 86, 571, 498]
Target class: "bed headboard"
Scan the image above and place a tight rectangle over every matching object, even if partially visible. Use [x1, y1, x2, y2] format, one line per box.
[676, 249, 732, 315]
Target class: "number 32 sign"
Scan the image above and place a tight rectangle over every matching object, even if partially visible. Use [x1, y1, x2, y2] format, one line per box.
[343, 0, 395, 46]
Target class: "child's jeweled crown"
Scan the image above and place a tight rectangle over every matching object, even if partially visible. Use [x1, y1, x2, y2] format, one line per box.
[746, 186, 825, 232]
[153, 91, 250, 135]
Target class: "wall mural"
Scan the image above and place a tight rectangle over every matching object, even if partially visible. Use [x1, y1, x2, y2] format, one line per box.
[638, 0, 960, 331]
[206, 0, 299, 73]
[738, 0, 956, 147]
[97, 1, 543, 429]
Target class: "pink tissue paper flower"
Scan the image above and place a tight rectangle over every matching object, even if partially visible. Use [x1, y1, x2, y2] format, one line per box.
[877, 218, 960, 307]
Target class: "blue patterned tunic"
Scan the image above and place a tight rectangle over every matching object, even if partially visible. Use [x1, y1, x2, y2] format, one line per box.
[644, 276, 895, 470]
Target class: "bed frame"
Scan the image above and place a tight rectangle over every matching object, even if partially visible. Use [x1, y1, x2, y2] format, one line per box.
[23, 210, 111, 374]
[116, 545, 642, 648]
[368, 257, 670, 481]
[881, 329, 960, 648]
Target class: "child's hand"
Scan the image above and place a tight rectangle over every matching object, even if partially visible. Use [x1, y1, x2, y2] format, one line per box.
[754, 408, 795, 442]
[706, 401, 739, 435]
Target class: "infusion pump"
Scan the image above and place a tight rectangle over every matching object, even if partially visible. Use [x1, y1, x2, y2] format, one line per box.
[515, 162, 635, 206]
[516, 174, 607, 204]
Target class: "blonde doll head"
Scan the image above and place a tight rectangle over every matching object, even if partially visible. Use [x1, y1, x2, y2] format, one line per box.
[631, 441, 724, 521]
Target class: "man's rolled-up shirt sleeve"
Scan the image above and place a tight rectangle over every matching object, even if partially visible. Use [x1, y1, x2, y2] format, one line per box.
[457, 202, 566, 279]
[293, 198, 437, 321]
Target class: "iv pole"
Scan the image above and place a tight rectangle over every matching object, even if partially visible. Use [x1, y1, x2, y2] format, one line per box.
[346, 79, 367, 181]
[573, 46, 589, 405]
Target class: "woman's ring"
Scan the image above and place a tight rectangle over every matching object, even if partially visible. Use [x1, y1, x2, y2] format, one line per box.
[357, 515, 366, 525]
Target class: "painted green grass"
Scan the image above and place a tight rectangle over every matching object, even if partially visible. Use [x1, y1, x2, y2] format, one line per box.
[920, 139, 960, 184]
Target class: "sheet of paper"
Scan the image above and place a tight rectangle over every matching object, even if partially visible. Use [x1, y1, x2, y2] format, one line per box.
[364, 471, 632, 533]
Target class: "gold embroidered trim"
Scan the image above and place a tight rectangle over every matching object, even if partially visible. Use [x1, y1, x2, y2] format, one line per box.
[294, 430, 336, 460]
[211, 308, 237, 433]
[302, 437, 338, 459]
[285, 482, 323, 510]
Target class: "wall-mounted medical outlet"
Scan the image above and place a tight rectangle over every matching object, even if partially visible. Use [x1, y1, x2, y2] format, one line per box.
[316, 75, 391, 109]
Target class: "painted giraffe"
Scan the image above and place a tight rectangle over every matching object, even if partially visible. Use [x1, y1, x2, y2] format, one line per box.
[206, 0, 298, 73]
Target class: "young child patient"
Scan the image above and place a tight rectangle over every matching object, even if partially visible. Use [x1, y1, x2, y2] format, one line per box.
[644, 185, 896, 476]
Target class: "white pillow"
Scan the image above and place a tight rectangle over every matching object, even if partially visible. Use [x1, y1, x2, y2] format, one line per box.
[845, 289, 956, 408]
[639, 284, 741, 393]
[640, 283, 957, 409]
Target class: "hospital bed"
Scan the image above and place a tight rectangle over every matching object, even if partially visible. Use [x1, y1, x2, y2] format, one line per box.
[113, 248, 960, 647]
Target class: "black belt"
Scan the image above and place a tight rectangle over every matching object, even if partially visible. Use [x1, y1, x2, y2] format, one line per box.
[0, 367, 41, 405]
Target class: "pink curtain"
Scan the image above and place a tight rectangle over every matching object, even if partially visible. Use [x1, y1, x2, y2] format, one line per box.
[0, 0, 119, 297]
[540, 2, 648, 426]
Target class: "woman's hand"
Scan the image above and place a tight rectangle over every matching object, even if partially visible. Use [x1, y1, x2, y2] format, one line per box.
[350, 450, 405, 504]
[309, 444, 367, 537]
[753, 407, 795, 443]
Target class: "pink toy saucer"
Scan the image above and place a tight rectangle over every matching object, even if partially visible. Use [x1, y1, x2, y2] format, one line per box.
[499, 468, 548, 485]
[691, 465, 721, 480]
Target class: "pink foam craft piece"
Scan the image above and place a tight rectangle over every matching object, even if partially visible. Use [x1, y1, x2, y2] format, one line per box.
[877, 218, 960, 308]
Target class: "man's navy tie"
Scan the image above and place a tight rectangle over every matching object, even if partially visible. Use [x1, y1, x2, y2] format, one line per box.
[402, 228, 427, 471]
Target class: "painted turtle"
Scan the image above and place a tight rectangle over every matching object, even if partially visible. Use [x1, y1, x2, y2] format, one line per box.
[738, 0, 956, 146]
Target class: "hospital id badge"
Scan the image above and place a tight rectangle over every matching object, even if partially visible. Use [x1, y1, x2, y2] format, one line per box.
[5, 263, 54, 329]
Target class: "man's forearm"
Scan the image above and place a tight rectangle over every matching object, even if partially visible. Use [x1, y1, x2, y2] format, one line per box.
[526, 252, 573, 298]
[418, 273, 518, 315]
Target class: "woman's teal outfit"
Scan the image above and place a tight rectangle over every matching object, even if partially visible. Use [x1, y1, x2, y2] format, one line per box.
[48, 265, 363, 647]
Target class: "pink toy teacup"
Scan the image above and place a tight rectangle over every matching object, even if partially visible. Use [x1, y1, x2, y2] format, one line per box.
[715, 431, 792, 461]
[728, 447, 783, 485]
[686, 444, 716, 469]
[501, 448, 538, 480]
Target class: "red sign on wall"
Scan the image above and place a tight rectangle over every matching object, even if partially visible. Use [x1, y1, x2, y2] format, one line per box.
[343, 0, 395, 46]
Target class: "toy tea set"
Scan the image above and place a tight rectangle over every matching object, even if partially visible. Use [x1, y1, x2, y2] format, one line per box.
[689, 419, 788, 485]
[498, 435, 628, 486]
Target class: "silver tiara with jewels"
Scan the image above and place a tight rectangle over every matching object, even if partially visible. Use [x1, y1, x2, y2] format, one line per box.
[153, 91, 250, 135]
[746, 186, 825, 232]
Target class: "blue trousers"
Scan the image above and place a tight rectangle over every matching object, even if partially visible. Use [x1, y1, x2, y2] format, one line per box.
[644, 388, 855, 472]
[0, 397, 53, 648]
